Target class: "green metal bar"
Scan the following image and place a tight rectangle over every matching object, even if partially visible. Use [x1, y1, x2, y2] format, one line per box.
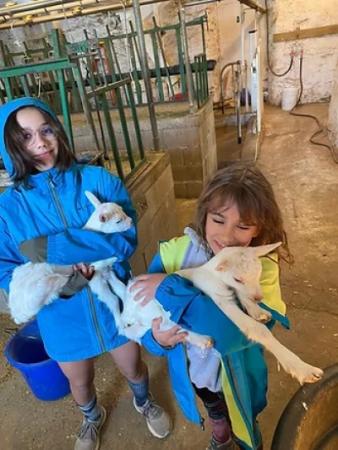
[50, 29, 74, 150]
[125, 80, 144, 160]
[104, 30, 129, 102]
[18, 75, 30, 96]
[128, 34, 143, 104]
[71, 59, 102, 156]
[176, 27, 186, 94]
[78, 40, 109, 159]
[98, 92, 124, 179]
[129, 21, 144, 104]
[4, 78, 13, 100]
[86, 79, 130, 97]
[114, 82, 135, 169]
[0, 58, 73, 77]
[150, 29, 164, 102]
[203, 53, 209, 102]
[152, 16, 175, 99]
[194, 56, 201, 108]
[56, 67, 74, 151]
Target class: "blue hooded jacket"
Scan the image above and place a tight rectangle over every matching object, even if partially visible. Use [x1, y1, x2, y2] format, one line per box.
[0, 97, 137, 361]
[141, 235, 290, 450]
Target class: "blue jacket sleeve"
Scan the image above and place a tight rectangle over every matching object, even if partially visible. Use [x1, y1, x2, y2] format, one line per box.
[0, 216, 25, 293]
[40, 173, 137, 265]
[155, 274, 254, 356]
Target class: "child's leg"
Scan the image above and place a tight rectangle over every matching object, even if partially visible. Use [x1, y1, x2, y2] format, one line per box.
[109, 341, 171, 438]
[59, 358, 96, 407]
[59, 359, 106, 450]
[194, 386, 232, 445]
[109, 341, 148, 404]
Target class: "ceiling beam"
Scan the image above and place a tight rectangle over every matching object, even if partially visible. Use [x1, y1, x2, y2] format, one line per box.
[239, 0, 265, 14]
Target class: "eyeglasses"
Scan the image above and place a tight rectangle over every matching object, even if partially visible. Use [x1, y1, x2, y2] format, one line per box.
[22, 125, 56, 148]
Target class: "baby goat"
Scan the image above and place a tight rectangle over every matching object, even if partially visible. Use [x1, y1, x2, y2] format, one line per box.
[8, 191, 131, 324]
[8, 192, 209, 349]
[9, 194, 323, 385]
[91, 243, 323, 385]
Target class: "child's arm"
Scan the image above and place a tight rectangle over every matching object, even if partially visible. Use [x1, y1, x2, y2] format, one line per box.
[142, 273, 252, 356]
[19, 176, 137, 266]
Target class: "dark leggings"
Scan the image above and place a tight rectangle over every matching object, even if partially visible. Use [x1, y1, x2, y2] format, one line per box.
[194, 385, 232, 444]
[194, 385, 230, 420]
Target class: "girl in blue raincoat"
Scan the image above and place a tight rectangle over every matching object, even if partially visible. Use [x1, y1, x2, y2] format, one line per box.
[0, 97, 170, 450]
[133, 163, 293, 450]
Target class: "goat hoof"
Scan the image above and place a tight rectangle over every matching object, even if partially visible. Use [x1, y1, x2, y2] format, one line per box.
[259, 313, 271, 323]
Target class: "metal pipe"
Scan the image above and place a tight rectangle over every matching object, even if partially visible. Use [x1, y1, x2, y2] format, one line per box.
[184, 0, 220, 7]
[0, 0, 170, 29]
[178, 1, 195, 111]
[132, 0, 160, 150]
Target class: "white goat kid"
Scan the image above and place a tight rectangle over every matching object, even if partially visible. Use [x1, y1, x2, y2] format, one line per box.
[177, 243, 323, 385]
[84, 191, 132, 233]
[9, 196, 324, 385]
[96, 242, 323, 385]
[8, 191, 131, 324]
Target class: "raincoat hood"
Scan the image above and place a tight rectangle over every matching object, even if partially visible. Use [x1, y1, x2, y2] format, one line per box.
[0, 97, 59, 176]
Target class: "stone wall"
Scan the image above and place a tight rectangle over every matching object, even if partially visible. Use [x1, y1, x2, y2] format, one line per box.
[266, 0, 338, 105]
[128, 152, 178, 274]
[71, 99, 217, 198]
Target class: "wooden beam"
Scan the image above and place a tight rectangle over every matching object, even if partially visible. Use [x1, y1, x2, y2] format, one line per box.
[239, 0, 266, 14]
[273, 24, 338, 42]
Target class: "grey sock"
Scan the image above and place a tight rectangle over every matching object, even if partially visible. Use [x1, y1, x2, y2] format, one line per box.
[78, 395, 102, 422]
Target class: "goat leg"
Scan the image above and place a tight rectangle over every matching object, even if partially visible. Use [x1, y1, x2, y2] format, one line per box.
[212, 294, 323, 385]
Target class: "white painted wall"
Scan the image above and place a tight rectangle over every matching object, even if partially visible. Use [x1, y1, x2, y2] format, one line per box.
[328, 56, 338, 149]
[266, 0, 338, 105]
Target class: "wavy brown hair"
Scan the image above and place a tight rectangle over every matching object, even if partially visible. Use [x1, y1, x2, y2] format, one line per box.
[195, 163, 292, 263]
[4, 106, 75, 185]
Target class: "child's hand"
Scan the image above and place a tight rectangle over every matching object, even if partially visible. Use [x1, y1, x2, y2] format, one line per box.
[129, 273, 167, 306]
[73, 263, 95, 280]
[152, 317, 187, 348]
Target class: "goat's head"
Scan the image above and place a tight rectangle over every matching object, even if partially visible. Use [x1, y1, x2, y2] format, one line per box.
[213, 242, 282, 302]
[85, 191, 132, 232]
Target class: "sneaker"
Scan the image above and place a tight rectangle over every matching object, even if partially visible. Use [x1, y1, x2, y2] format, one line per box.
[133, 396, 171, 439]
[207, 435, 239, 450]
[74, 406, 107, 450]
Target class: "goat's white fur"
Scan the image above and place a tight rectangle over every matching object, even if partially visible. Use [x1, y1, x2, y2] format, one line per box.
[8, 192, 130, 324]
[94, 243, 323, 385]
[8, 192, 210, 350]
[9, 193, 323, 385]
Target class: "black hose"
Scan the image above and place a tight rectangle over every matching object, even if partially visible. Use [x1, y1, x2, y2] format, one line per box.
[290, 52, 338, 164]
[265, 0, 294, 77]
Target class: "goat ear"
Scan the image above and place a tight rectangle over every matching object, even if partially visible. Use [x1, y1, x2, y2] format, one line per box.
[85, 191, 101, 208]
[215, 260, 229, 271]
[254, 242, 282, 257]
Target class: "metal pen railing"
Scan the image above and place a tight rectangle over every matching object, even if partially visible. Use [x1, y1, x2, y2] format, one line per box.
[0, 40, 145, 181]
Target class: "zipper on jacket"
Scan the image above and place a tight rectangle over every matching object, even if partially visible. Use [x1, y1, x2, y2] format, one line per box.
[47, 174, 106, 354]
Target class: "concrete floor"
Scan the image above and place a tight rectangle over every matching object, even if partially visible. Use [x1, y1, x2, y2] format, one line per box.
[1, 103, 337, 449]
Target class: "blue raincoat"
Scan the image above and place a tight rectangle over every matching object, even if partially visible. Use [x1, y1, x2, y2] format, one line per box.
[0, 97, 137, 361]
[141, 234, 290, 450]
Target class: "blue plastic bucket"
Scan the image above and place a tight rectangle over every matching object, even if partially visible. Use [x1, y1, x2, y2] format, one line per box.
[4, 320, 70, 401]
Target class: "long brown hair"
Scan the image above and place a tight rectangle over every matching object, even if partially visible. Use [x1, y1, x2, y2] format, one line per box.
[4, 106, 75, 185]
[195, 163, 292, 263]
